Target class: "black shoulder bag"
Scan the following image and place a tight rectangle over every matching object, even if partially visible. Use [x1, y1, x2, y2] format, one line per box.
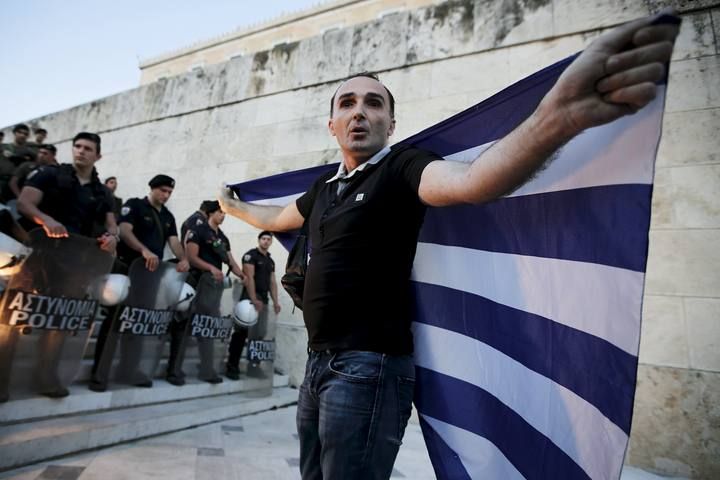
[281, 220, 308, 311]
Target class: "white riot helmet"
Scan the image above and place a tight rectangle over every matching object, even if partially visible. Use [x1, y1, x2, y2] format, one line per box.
[90, 274, 131, 306]
[233, 299, 258, 327]
[175, 283, 195, 312]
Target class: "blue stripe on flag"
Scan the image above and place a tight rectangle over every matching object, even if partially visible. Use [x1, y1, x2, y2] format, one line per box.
[418, 416, 473, 480]
[230, 163, 335, 202]
[411, 282, 637, 434]
[399, 56, 577, 156]
[419, 184, 653, 272]
[415, 367, 592, 480]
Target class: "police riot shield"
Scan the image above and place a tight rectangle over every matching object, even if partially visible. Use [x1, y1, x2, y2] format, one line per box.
[0, 229, 114, 400]
[97, 259, 186, 386]
[180, 272, 234, 382]
[245, 297, 277, 396]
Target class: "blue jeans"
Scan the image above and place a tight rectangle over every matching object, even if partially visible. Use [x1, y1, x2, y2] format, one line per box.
[296, 350, 415, 480]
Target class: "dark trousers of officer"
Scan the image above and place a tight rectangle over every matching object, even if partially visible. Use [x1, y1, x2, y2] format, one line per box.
[166, 312, 188, 379]
[226, 326, 249, 371]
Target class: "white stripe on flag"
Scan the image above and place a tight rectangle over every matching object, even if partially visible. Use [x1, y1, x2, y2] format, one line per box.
[249, 192, 303, 206]
[412, 242, 644, 355]
[421, 414, 525, 480]
[413, 323, 628, 480]
[444, 87, 664, 198]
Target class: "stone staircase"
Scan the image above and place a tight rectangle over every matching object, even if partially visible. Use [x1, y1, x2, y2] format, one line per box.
[0, 375, 297, 471]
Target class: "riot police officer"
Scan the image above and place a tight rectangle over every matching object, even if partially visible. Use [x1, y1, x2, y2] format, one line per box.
[168, 200, 245, 385]
[89, 174, 189, 390]
[16, 131, 117, 398]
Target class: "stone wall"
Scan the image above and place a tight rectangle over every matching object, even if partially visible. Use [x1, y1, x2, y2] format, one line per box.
[138, 0, 439, 84]
[3, 0, 718, 477]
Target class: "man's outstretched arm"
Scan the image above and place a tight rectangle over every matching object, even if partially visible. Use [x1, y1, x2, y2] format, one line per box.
[218, 187, 305, 232]
[418, 9, 680, 207]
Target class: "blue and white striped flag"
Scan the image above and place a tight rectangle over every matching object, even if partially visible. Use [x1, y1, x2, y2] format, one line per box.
[230, 54, 666, 479]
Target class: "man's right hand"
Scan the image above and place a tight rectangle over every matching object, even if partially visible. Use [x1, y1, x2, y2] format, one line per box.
[42, 219, 68, 238]
[210, 266, 224, 283]
[142, 248, 160, 271]
[252, 299, 264, 313]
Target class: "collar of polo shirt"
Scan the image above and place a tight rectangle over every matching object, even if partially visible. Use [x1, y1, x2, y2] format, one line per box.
[325, 146, 391, 184]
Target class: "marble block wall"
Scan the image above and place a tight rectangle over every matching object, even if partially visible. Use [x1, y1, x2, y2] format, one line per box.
[2, 0, 718, 477]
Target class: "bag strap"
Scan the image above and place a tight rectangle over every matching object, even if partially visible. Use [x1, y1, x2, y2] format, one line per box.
[148, 206, 167, 249]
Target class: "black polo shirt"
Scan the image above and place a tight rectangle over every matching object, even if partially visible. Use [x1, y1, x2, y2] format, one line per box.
[240, 248, 275, 304]
[186, 222, 231, 271]
[117, 197, 177, 263]
[23, 163, 113, 237]
[295, 144, 440, 355]
[181, 210, 207, 243]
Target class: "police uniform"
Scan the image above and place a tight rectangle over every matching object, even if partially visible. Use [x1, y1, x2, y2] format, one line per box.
[165, 209, 211, 385]
[23, 163, 113, 235]
[13, 160, 39, 191]
[117, 197, 178, 265]
[181, 210, 207, 244]
[226, 247, 275, 377]
[186, 222, 231, 274]
[239, 248, 275, 303]
[167, 221, 231, 384]
[92, 176, 178, 391]
[20, 163, 114, 398]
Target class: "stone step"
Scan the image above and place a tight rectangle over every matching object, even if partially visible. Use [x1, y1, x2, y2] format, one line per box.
[0, 374, 289, 424]
[0, 384, 298, 471]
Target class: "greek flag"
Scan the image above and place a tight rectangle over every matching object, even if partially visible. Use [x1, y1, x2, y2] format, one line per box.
[229, 54, 666, 479]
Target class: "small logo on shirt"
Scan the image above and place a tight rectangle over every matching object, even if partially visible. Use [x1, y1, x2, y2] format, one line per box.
[355, 193, 365, 202]
[121, 206, 131, 216]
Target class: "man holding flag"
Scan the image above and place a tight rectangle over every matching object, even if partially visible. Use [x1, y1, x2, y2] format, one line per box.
[219, 10, 680, 480]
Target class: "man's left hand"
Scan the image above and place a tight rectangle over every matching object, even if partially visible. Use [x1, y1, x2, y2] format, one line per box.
[274, 303, 281, 315]
[176, 259, 190, 273]
[540, 8, 680, 139]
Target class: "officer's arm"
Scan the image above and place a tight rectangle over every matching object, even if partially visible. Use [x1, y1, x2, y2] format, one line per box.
[104, 212, 119, 237]
[243, 263, 262, 310]
[97, 212, 119, 253]
[226, 252, 246, 282]
[167, 235, 185, 261]
[17, 186, 68, 238]
[269, 271, 280, 313]
[186, 241, 223, 281]
[218, 187, 304, 232]
[119, 222, 151, 255]
[167, 235, 190, 272]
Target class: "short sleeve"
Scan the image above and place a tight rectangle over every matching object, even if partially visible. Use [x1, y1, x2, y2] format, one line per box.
[241, 250, 256, 266]
[23, 165, 57, 192]
[186, 224, 210, 246]
[166, 215, 178, 238]
[118, 198, 141, 226]
[391, 147, 442, 194]
[295, 172, 333, 219]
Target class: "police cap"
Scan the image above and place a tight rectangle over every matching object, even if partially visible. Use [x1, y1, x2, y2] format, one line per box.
[148, 174, 175, 189]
